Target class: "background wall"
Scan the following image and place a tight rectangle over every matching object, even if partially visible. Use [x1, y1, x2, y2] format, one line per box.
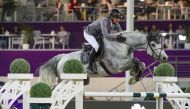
[1, 20, 190, 49]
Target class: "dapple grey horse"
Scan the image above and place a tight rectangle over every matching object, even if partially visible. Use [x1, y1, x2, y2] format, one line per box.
[38, 31, 168, 88]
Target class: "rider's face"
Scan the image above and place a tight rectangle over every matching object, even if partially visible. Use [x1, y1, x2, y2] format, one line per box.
[112, 17, 120, 24]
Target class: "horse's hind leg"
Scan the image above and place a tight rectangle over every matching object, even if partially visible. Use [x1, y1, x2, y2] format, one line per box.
[84, 76, 90, 85]
[55, 70, 61, 83]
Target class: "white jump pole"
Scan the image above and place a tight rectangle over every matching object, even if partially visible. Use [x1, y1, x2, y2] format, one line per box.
[84, 92, 190, 98]
[156, 81, 163, 109]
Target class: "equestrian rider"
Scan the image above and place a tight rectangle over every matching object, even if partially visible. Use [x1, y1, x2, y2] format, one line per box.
[83, 8, 126, 74]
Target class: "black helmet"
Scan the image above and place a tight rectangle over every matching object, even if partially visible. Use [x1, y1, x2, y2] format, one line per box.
[110, 9, 122, 19]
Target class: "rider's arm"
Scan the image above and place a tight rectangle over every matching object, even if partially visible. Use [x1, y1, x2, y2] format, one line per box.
[116, 23, 122, 32]
[100, 18, 118, 39]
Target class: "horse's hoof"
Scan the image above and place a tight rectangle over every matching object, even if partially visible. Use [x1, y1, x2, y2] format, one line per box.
[140, 62, 146, 73]
[84, 77, 90, 85]
[130, 70, 138, 77]
[130, 68, 139, 76]
[128, 77, 139, 85]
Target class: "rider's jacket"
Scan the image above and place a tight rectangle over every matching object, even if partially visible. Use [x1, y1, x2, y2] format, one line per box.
[84, 17, 122, 39]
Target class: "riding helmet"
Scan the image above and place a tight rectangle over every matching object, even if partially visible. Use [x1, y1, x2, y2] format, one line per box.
[109, 9, 122, 19]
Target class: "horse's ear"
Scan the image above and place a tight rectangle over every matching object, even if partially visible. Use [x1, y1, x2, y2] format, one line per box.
[146, 33, 151, 40]
[155, 32, 160, 37]
[147, 32, 161, 44]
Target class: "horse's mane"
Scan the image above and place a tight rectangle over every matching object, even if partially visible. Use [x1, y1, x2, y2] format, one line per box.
[121, 31, 147, 47]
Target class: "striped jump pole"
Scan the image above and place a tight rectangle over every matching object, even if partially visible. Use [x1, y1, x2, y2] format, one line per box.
[84, 92, 190, 98]
[84, 92, 190, 109]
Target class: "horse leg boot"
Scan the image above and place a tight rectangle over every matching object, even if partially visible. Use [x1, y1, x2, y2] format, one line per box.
[87, 48, 96, 74]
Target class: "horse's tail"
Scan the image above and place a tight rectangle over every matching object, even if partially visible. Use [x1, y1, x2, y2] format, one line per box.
[38, 54, 63, 88]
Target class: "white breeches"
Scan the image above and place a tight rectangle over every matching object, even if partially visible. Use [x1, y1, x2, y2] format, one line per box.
[84, 31, 99, 52]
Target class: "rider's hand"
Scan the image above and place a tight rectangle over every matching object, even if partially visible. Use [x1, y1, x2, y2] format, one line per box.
[116, 34, 126, 42]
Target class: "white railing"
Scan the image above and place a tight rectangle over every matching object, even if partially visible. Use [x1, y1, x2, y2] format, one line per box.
[163, 83, 190, 109]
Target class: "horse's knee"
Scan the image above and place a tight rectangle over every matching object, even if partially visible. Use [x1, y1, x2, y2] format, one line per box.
[140, 62, 146, 70]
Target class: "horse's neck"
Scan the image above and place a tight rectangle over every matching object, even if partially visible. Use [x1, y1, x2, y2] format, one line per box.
[103, 39, 131, 59]
[102, 37, 147, 60]
[97, 31, 148, 72]
[100, 37, 147, 70]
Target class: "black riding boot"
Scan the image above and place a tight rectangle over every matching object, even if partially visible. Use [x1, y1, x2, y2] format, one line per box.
[87, 48, 96, 74]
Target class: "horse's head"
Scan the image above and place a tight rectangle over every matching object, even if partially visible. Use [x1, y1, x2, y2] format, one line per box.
[146, 33, 168, 62]
[108, 31, 168, 62]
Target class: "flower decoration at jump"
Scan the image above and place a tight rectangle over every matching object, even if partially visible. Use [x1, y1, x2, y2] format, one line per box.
[63, 59, 84, 73]
[30, 82, 52, 98]
[9, 58, 30, 73]
[154, 63, 175, 76]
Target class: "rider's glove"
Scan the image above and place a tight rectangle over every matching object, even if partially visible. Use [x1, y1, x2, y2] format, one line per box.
[116, 34, 126, 42]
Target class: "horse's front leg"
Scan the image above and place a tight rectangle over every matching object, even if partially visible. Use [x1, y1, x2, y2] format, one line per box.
[55, 69, 61, 83]
[119, 58, 145, 75]
[120, 58, 146, 85]
[119, 58, 134, 71]
[129, 58, 145, 77]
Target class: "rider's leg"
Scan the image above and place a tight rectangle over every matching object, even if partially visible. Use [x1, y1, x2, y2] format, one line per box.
[87, 48, 96, 73]
[84, 31, 99, 73]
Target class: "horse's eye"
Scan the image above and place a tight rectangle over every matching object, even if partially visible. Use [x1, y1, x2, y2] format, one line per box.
[151, 43, 156, 47]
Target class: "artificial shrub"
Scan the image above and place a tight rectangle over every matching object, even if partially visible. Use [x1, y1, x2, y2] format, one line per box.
[30, 82, 52, 98]
[63, 59, 84, 73]
[155, 63, 175, 76]
[185, 86, 190, 93]
[9, 58, 30, 73]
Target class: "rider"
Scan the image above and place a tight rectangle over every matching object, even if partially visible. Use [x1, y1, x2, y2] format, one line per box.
[83, 8, 126, 74]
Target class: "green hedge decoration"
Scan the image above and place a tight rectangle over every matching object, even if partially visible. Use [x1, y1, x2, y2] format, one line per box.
[63, 59, 84, 74]
[185, 86, 190, 93]
[30, 82, 52, 98]
[0, 104, 2, 109]
[9, 58, 30, 73]
[155, 63, 175, 76]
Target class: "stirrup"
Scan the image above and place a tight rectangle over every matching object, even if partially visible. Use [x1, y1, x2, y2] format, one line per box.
[87, 67, 97, 74]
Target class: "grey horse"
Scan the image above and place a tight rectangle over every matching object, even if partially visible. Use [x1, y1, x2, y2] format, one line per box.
[38, 31, 168, 88]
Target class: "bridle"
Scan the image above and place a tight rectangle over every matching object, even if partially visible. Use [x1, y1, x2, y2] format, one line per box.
[117, 33, 163, 60]
[146, 35, 163, 60]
